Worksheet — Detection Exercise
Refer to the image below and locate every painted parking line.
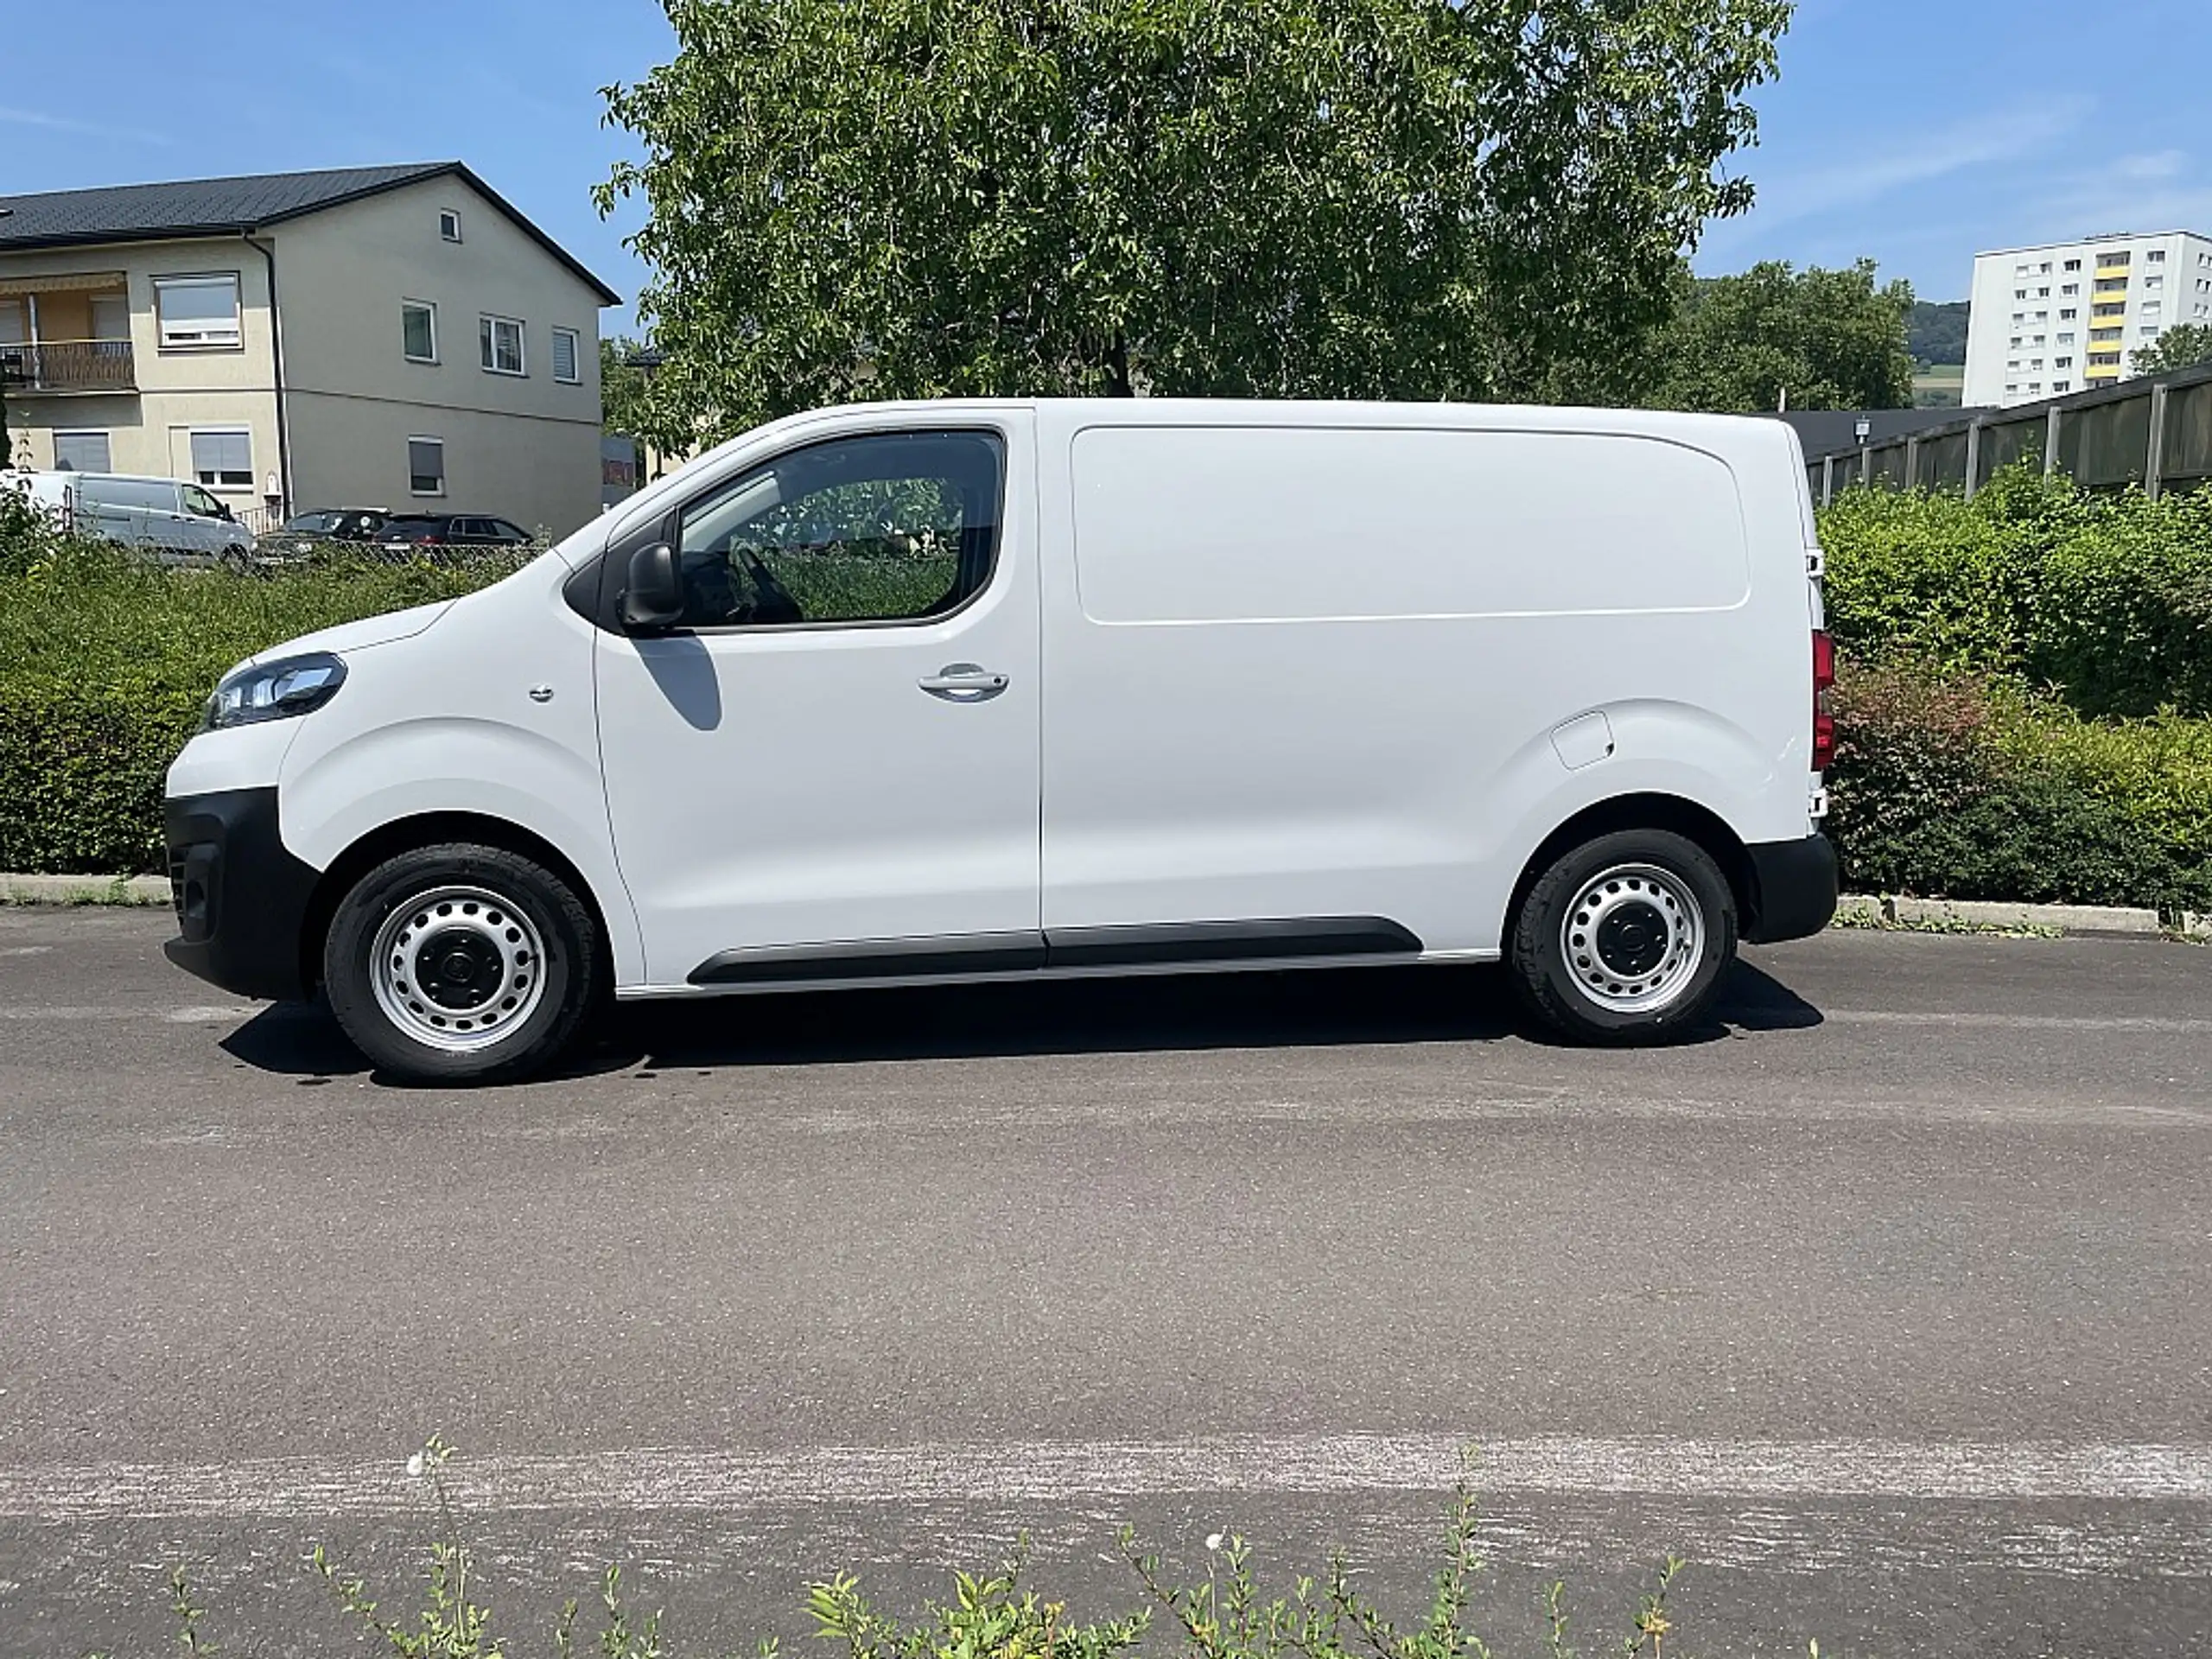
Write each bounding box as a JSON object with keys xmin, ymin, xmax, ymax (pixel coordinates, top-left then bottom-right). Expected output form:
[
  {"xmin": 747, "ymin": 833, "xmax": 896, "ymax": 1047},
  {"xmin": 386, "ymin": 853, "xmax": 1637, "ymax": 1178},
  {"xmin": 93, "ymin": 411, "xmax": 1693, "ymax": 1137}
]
[{"xmin": 5, "ymin": 1435, "xmax": 2208, "ymax": 1522}]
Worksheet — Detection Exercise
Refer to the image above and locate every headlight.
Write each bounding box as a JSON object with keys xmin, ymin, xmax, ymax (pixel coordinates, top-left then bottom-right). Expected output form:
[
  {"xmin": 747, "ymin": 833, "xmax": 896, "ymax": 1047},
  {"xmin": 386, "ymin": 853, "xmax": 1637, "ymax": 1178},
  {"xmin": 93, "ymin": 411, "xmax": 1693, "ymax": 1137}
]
[{"xmin": 200, "ymin": 652, "xmax": 348, "ymax": 731}]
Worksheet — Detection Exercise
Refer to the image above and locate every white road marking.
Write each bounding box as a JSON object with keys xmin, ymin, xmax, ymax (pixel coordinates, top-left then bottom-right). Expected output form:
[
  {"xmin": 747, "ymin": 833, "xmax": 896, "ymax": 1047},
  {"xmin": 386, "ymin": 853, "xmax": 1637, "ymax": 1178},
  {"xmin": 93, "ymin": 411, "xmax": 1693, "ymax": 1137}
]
[
  {"xmin": 0, "ymin": 1004, "xmax": 259, "ymax": 1021},
  {"xmin": 3, "ymin": 1435, "xmax": 2208, "ymax": 1522},
  {"xmin": 1823, "ymin": 1009, "xmax": 2212, "ymax": 1034}
]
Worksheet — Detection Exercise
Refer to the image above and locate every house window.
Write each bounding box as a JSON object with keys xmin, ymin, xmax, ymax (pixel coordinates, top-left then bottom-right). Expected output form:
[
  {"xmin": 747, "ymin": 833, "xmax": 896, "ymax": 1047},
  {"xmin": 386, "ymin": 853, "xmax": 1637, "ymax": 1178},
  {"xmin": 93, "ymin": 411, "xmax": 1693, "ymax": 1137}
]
[
  {"xmin": 2147, "ymin": 250, "xmax": 2165, "ymax": 264},
  {"xmin": 2145, "ymin": 275, "xmax": 2164, "ymax": 290},
  {"xmin": 2058, "ymin": 333, "xmax": 2075, "ymax": 345},
  {"xmin": 2037, "ymin": 287, "xmax": 2050, "ymax": 297},
  {"xmin": 153, "ymin": 274, "xmax": 241, "ymax": 349},
  {"xmin": 440, "ymin": 210, "xmax": 462, "ymax": 243},
  {"xmin": 479, "ymin": 315, "xmax": 524, "ymax": 376},
  {"xmin": 2053, "ymin": 381, "xmax": 2070, "ymax": 392},
  {"xmin": 2142, "ymin": 325, "xmax": 2161, "ymax": 340},
  {"xmin": 409, "ymin": 436, "xmax": 446, "ymax": 496},
  {"xmin": 189, "ymin": 428, "xmax": 253, "ymax": 489},
  {"xmin": 2062, "ymin": 283, "xmax": 2079, "ymax": 296},
  {"xmin": 551, "ymin": 326, "xmax": 581, "ymax": 384},
  {"xmin": 2064, "ymin": 258, "xmax": 2082, "ymax": 271},
  {"xmin": 2013, "ymin": 288, "xmax": 2028, "ymax": 300},
  {"xmin": 403, "ymin": 301, "xmax": 437, "ymax": 363},
  {"xmin": 52, "ymin": 430, "xmax": 111, "ymax": 472}
]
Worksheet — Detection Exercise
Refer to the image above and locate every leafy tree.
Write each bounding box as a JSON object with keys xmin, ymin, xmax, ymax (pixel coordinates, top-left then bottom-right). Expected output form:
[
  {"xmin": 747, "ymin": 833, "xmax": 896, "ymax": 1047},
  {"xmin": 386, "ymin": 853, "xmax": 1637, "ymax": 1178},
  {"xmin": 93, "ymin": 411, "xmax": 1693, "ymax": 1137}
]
[
  {"xmin": 1647, "ymin": 259, "xmax": 1915, "ymax": 413},
  {"xmin": 598, "ymin": 0, "xmax": 1791, "ymax": 442},
  {"xmin": 2132, "ymin": 322, "xmax": 2212, "ymax": 377},
  {"xmin": 599, "ymin": 334, "xmax": 653, "ymax": 437}
]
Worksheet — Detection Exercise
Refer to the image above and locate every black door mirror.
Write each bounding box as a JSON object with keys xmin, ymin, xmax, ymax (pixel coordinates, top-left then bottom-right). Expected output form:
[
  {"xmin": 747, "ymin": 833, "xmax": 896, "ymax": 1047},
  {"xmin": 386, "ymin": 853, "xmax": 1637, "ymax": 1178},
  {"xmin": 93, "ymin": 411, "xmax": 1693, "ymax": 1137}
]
[{"xmin": 619, "ymin": 541, "xmax": 685, "ymax": 630}]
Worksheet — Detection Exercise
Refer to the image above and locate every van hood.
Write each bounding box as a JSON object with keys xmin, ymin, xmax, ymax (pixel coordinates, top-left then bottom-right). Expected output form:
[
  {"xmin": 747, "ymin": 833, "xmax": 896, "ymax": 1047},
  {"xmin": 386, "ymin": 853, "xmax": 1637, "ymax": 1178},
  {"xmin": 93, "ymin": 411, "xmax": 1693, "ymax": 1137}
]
[{"xmin": 251, "ymin": 600, "xmax": 453, "ymax": 664}]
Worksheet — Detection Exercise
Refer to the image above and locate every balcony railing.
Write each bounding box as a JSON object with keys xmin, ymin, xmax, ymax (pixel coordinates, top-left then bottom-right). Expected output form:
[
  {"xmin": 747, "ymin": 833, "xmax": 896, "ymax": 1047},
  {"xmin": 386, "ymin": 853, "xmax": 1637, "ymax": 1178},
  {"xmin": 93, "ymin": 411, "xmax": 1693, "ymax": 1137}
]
[{"xmin": 0, "ymin": 339, "xmax": 137, "ymax": 393}]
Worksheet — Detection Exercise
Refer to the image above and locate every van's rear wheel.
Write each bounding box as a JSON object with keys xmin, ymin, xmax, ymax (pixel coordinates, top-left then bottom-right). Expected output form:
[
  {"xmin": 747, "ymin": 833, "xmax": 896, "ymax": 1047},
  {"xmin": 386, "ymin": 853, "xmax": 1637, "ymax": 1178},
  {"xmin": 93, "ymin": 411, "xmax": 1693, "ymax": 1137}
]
[
  {"xmin": 324, "ymin": 842, "xmax": 599, "ymax": 1084},
  {"xmin": 1509, "ymin": 829, "xmax": 1736, "ymax": 1044}
]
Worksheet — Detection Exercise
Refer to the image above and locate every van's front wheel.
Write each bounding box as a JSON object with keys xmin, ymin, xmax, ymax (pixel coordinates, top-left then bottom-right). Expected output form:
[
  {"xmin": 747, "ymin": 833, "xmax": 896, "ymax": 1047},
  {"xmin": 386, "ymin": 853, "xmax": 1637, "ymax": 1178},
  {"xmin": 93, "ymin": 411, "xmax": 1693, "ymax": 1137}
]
[
  {"xmin": 324, "ymin": 842, "xmax": 600, "ymax": 1084},
  {"xmin": 1509, "ymin": 829, "xmax": 1737, "ymax": 1044}
]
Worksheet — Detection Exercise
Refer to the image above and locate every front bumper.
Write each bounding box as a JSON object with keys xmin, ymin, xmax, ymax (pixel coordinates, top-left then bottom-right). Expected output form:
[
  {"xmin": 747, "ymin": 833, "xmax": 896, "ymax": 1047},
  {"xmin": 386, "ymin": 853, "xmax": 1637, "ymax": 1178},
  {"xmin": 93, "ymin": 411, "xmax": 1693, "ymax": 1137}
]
[
  {"xmin": 1743, "ymin": 831, "xmax": 1840, "ymax": 944},
  {"xmin": 162, "ymin": 787, "xmax": 321, "ymax": 1001}
]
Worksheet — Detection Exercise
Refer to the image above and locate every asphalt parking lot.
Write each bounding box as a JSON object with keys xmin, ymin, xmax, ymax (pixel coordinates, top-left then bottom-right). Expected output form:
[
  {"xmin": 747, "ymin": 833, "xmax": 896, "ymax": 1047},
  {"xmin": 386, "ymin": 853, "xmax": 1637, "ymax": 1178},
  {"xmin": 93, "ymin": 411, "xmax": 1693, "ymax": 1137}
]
[{"xmin": 2, "ymin": 908, "xmax": 2209, "ymax": 1656}]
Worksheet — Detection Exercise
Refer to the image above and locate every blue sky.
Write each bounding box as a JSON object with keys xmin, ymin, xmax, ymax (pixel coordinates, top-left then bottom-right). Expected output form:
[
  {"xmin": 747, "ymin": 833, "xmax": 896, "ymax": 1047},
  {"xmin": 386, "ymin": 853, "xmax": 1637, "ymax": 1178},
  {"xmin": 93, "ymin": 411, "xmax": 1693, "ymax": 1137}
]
[{"xmin": 6, "ymin": 0, "xmax": 2209, "ymax": 322}]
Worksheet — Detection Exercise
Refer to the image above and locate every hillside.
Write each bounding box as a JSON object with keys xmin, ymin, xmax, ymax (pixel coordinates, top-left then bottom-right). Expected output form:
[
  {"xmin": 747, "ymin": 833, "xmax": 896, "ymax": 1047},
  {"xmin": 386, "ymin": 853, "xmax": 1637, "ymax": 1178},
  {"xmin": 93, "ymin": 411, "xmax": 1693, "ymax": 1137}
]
[{"xmin": 1910, "ymin": 299, "xmax": 1970, "ymax": 366}]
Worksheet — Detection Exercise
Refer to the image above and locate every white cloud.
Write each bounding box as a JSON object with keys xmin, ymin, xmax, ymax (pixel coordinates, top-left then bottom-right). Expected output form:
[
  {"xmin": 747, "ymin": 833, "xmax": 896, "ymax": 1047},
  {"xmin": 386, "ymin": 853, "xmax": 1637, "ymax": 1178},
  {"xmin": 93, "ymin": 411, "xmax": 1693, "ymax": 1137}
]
[
  {"xmin": 0, "ymin": 105, "xmax": 171, "ymax": 147},
  {"xmin": 1743, "ymin": 96, "xmax": 2094, "ymax": 233},
  {"xmin": 2030, "ymin": 151, "xmax": 2212, "ymax": 239}
]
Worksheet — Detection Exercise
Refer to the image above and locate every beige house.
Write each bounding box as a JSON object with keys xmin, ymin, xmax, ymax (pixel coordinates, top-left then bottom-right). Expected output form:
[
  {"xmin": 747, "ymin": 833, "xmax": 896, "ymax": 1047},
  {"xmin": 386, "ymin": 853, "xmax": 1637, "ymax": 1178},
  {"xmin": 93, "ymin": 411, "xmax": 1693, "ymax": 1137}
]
[{"xmin": 0, "ymin": 163, "xmax": 619, "ymax": 536}]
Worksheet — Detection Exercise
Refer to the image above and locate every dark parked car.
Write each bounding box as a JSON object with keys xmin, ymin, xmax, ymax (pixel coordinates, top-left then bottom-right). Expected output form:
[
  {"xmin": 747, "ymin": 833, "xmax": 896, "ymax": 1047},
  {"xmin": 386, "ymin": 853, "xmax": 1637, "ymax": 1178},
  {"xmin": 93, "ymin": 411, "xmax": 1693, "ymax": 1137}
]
[
  {"xmin": 378, "ymin": 514, "xmax": 534, "ymax": 553},
  {"xmin": 256, "ymin": 508, "xmax": 391, "ymax": 563}
]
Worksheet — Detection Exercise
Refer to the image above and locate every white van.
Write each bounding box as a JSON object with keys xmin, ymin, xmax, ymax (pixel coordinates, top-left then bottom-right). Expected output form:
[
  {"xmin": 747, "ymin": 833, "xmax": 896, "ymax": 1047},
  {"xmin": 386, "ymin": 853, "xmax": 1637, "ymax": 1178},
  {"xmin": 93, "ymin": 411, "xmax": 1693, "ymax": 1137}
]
[
  {"xmin": 10, "ymin": 469, "xmax": 256, "ymax": 563},
  {"xmin": 162, "ymin": 399, "xmax": 1837, "ymax": 1082}
]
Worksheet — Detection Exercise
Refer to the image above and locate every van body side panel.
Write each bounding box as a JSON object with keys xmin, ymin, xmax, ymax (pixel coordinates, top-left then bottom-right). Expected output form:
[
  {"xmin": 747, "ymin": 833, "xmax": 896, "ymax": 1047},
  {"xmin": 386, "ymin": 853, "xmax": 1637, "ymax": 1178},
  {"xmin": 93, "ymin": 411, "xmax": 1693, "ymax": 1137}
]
[
  {"xmin": 1039, "ymin": 413, "xmax": 1809, "ymax": 957},
  {"xmin": 272, "ymin": 565, "xmax": 648, "ymax": 988}
]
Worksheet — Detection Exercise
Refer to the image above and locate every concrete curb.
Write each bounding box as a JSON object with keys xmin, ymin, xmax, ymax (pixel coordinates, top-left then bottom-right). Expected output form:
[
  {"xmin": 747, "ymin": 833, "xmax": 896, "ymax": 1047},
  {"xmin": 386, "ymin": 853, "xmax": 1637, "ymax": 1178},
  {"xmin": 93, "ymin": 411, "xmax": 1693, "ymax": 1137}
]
[
  {"xmin": 1, "ymin": 873, "xmax": 170, "ymax": 906},
  {"xmin": 1839, "ymin": 893, "xmax": 2205, "ymax": 938}
]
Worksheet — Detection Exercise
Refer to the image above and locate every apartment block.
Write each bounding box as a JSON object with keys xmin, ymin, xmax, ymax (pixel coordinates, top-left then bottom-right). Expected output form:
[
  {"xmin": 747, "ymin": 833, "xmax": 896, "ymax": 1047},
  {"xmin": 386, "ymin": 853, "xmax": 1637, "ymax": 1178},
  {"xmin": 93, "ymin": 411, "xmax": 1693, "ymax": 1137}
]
[{"xmin": 1961, "ymin": 229, "xmax": 2212, "ymax": 409}]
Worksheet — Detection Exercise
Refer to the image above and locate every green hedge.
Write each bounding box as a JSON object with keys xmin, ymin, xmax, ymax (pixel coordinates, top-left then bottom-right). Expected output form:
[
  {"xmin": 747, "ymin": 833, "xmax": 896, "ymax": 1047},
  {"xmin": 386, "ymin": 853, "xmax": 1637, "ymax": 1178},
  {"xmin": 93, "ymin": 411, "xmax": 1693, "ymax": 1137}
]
[
  {"xmin": 1822, "ymin": 658, "xmax": 2212, "ymax": 912},
  {"xmin": 1821, "ymin": 468, "xmax": 2212, "ymax": 718},
  {"xmin": 0, "ymin": 496, "xmax": 505, "ymax": 873},
  {"xmin": 1817, "ymin": 471, "xmax": 2212, "ymax": 911}
]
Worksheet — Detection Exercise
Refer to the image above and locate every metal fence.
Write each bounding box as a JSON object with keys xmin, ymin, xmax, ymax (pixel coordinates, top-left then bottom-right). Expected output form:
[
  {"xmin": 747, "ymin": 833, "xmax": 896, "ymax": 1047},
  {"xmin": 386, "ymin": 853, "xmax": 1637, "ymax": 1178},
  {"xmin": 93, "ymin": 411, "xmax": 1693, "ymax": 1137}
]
[{"xmin": 1804, "ymin": 359, "xmax": 2212, "ymax": 505}]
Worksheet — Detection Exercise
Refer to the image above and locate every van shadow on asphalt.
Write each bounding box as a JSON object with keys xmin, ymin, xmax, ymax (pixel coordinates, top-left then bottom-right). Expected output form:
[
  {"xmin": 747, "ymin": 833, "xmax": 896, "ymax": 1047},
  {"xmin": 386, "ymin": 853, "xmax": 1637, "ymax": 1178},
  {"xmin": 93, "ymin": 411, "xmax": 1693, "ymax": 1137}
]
[{"xmin": 219, "ymin": 959, "xmax": 1823, "ymax": 1084}]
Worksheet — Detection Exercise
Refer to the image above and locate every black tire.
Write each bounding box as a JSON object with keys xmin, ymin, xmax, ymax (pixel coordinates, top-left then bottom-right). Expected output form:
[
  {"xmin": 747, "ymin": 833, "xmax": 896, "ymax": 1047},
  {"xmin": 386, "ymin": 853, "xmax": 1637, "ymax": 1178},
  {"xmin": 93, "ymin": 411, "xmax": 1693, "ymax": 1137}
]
[
  {"xmin": 323, "ymin": 842, "xmax": 600, "ymax": 1084},
  {"xmin": 1509, "ymin": 828, "xmax": 1737, "ymax": 1045}
]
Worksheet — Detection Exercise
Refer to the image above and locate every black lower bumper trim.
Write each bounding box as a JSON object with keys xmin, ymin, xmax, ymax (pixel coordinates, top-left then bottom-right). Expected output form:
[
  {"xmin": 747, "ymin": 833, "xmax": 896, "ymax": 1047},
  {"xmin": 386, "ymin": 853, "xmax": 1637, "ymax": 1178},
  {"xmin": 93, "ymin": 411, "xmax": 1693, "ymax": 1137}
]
[
  {"xmin": 1743, "ymin": 832, "xmax": 1840, "ymax": 944},
  {"xmin": 162, "ymin": 786, "xmax": 321, "ymax": 1001}
]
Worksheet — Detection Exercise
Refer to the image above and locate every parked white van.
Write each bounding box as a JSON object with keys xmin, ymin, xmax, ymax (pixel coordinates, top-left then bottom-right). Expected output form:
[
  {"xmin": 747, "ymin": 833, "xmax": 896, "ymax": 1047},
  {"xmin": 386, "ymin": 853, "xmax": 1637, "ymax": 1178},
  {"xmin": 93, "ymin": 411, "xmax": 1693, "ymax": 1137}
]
[
  {"xmin": 162, "ymin": 399, "xmax": 1837, "ymax": 1082},
  {"xmin": 8, "ymin": 469, "xmax": 256, "ymax": 563}
]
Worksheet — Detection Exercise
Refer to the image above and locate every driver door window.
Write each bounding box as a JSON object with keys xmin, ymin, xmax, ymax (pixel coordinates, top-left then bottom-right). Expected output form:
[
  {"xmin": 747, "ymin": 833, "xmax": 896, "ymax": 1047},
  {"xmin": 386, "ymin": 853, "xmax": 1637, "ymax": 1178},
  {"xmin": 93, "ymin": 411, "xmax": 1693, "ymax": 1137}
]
[
  {"xmin": 181, "ymin": 483, "xmax": 226, "ymax": 519},
  {"xmin": 673, "ymin": 430, "xmax": 1004, "ymax": 630}
]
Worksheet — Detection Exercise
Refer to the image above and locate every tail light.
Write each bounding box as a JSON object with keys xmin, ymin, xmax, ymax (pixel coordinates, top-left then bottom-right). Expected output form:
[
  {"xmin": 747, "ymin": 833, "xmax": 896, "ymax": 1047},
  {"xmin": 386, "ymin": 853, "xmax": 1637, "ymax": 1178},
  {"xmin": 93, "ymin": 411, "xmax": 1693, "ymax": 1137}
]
[{"xmin": 1811, "ymin": 629, "xmax": 1835, "ymax": 772}]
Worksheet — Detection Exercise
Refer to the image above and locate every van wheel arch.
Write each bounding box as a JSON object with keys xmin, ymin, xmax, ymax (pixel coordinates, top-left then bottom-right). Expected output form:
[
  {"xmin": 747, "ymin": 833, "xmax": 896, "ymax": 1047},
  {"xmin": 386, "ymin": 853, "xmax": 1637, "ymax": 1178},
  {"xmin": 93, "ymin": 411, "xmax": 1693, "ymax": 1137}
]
[
  {"xmin": 301, "ymin": 813, "xmax": 613, "ymax": 999},
  {"xmin": 1504, "ymin": 794, "xmax": 1754, "ymax": 946}
]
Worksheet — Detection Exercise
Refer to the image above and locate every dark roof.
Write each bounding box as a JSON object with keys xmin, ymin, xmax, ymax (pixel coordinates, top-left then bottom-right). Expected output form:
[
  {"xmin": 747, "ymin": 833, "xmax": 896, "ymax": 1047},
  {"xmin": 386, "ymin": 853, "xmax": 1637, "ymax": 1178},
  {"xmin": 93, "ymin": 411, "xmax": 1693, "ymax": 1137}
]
[
  {"xmin": 0, "ymin": 162, "xmax": 619, "ymax": 305},
  {"xmin": 1768, "ymin": 407, "xmax": 1991, "ymax": 458}
]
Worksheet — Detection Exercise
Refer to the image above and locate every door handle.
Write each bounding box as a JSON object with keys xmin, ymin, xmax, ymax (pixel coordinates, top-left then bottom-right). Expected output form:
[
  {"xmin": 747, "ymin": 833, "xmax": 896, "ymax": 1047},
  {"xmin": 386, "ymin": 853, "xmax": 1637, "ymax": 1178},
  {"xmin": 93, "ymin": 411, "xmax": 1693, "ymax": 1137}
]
[{"xmin": 918, "ymin": 663, "xmax": 1009, "ymax": 702}]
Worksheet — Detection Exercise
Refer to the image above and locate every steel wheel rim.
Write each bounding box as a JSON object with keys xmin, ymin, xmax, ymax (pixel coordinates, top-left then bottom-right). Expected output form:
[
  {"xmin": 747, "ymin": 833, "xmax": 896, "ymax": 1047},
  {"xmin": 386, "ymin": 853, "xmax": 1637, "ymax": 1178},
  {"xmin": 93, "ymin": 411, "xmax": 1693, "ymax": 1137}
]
[
  {"xmin": 369, "ymin": 885, "xmax": 548, "ymax": 1053},
  {"xmin": 1559, "ymin": 862, "xmax": 1706, "ymax": 1014}
]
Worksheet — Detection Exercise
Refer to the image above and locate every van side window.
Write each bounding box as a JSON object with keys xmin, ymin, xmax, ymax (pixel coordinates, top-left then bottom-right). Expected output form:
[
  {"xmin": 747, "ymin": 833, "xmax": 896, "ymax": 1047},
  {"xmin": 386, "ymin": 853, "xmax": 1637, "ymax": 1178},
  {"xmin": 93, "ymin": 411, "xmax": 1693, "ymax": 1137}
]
[{"xmin": 671, "ymin": 430, "xmax": 1003, "ymax": 630}]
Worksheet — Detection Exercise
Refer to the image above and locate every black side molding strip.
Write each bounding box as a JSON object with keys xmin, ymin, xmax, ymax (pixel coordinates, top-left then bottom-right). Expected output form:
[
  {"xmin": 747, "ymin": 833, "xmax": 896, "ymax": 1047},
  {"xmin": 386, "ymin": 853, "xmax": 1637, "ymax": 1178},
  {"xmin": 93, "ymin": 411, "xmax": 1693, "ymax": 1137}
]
[
  {"xmin": 687, "ymin": 917, "xmax": 1422, "ymax": 987},
  {"xmin": 690, "ymin": 932, "xmax": 1046, "ymax": 985},
  {"xmin": 1043, "ymin": 916, "xmax": 1421, "ymax": 969}
]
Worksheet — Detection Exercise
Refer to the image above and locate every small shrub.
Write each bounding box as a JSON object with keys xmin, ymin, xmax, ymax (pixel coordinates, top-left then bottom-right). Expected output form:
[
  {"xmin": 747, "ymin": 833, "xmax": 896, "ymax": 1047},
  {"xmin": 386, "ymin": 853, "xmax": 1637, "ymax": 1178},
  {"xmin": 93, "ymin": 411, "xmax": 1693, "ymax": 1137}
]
[{"xmin": 1825, "ymin": 657, "xmax": 2212, "ymax": 912}]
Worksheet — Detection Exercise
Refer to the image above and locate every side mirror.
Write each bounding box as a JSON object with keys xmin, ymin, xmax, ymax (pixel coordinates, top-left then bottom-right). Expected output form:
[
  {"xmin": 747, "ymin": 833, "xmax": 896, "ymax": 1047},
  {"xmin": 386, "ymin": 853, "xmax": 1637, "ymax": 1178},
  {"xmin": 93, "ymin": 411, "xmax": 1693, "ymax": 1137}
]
[{"xmin": 619, "ymin": 541, "xmax": 684, "ymax": 630}]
